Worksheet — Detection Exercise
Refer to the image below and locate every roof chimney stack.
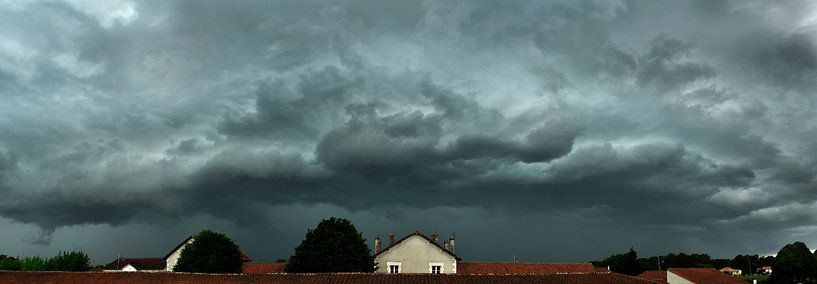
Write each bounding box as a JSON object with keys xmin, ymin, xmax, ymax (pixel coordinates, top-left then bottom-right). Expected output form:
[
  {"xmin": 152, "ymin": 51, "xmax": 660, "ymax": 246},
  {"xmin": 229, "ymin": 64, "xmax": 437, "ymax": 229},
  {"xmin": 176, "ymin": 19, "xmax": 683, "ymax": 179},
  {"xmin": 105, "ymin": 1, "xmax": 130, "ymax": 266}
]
[
  {"xmin": 444, "ymin": 240, "xmax": 450, "ymax": 251},
  {"xmin": 431, "ymin": 230, "xmax": 439, "ymax": 243},
  {"xmin": 374, "ymin": 235, "xmax": 381, "ymax": 254},
  {"xmin": 388, "ymin": 232, "xmax": 396, "ymax": 246},
  {"xmin": 448, "ymin": 233, "xmax": 455, "ymax": 254}
]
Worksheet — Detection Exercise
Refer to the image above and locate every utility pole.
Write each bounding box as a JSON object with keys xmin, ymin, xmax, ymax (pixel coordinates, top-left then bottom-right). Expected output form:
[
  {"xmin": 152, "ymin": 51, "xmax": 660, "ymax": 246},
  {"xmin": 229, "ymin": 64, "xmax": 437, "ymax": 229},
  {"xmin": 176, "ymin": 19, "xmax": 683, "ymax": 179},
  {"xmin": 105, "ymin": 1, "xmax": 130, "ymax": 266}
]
[
  {"xmin": 658, "ymin": 255, "xmax": 662, "ymax": 270},
  {"xmin": 748, "ymin": 256, "xmax": 752, "ymax": 276}
]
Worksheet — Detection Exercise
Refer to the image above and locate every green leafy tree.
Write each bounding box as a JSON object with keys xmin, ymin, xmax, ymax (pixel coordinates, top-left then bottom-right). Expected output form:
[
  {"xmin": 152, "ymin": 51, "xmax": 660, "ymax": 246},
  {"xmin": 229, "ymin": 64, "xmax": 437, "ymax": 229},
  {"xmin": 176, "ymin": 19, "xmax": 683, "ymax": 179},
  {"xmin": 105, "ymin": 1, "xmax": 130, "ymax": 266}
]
[
  {"xmin": 19, "ymin": 256, "xmax": 47, "ymax": 271},
  {"xmin": 0, "ymin": 255, "xmax": 22, "ymax": 271},
  {"xmin": 286, "ymin": 217, "xmax": 374, "ymax": 273},
  {"xmin": 730, "ymin": 254, "xmax": 760, "ymax": 275},
  {"xmin": 660, "ymin": 253, "xmax": 714, "ymax": 269},
  {"xmin": 173, "ymin": 230, "xmax": 244, "ymax": 273},
  {"xmin": 637, "ymin": 256, "xmax": 660, "ymax": 271},
  {"xmin": 46, "ymin": 251, "xmax": 90, "ymax": 271},
  {"xmin": 712, "ymin": 258, "xmax": 732, "ymax": 269},
  {"xmin": 769, "ymin": 241, "xmax": 817, "ymax": 284},
  {"xmin": 759, "ymin": 255, "xmax": 775, "ymax": 267},
  {"xmin": 593, "ymin": 248, "xmax": 642, "ymax": 275}
]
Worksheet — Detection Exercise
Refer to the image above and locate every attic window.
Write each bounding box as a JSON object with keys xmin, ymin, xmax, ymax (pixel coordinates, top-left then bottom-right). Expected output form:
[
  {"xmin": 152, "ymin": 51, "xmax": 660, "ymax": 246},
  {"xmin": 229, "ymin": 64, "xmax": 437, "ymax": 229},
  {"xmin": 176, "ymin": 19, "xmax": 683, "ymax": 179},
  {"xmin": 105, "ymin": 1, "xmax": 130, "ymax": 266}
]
[
  {"xmin": 387, "ymin": 262, "xmax": 401, "ymax": 274},
  {"xmin": 429, "ymin": 262, "xmax": 444, "ymax": 274}
]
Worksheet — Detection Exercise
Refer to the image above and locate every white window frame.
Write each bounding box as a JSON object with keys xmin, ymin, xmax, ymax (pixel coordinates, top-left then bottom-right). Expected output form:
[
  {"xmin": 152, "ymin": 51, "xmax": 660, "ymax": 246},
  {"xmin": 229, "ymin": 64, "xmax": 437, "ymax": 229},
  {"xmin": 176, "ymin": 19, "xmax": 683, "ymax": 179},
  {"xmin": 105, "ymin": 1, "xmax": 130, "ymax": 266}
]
[
  {"xmin": 428, "ymin": 262, "xmax": 444, "ymax": 274},
  {"xmin": 387, "ymin": 262, "xmax": 402, "ymax": 274}
]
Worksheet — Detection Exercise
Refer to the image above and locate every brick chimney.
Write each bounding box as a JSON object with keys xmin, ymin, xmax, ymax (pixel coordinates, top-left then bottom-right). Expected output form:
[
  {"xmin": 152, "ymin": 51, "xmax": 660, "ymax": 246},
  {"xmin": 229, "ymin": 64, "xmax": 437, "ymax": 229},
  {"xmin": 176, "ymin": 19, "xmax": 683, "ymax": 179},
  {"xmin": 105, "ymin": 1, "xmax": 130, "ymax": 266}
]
[
  {"xmin": 388, "ymin": 232, "xmax": 396, "ymax": 246},
  {"xmin": 448, "ymin": 233, "xmax": 455, "ymax": 254},
  {"xmin": 374, "ymin": 235, "xmax": 381, "ymax": 254}
]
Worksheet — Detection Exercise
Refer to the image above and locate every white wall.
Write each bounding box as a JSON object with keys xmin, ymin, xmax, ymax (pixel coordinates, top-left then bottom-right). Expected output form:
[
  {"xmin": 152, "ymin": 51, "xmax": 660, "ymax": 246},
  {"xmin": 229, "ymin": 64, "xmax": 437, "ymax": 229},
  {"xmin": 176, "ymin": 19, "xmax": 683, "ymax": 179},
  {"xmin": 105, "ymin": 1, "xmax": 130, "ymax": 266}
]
[
  {"xmin": 165, "ymin": 238, "xmax": 195, "ymax": 271},
  {"xmin": 667, "ymin": 270, "xmax": 695, "ymax": 284},
  {"xmin": 374, "ymin": 235, "xmax": 456, "ymax": 274}
]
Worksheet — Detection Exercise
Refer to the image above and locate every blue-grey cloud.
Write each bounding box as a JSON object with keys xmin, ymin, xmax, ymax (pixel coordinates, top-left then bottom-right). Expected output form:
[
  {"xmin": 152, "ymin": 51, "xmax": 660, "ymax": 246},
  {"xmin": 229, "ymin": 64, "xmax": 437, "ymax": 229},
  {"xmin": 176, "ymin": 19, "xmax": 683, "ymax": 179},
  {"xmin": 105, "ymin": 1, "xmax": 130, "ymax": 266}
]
[{"xmin": 1, "ymin": 0, "xmax": 816, "ymax": 264}]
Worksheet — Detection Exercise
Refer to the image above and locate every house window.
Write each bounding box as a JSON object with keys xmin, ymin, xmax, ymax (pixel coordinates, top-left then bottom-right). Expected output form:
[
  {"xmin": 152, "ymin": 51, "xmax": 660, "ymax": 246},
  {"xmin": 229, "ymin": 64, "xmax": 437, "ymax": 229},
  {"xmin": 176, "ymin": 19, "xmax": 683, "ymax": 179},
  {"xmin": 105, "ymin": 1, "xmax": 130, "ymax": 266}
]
[
  {"xmin": 429, "ymin": 262, "xmax": 444, "ymax": 274},
  {"xmin": 387, "ymin": 262, "xmax": 401, "ymax": 274}
]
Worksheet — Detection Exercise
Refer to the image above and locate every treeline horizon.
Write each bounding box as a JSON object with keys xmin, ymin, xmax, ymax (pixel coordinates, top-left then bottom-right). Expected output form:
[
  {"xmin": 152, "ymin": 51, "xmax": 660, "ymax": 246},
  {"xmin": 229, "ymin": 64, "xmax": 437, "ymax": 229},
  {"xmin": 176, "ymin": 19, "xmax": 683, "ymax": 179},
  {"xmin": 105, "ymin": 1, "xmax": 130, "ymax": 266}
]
[
  {"xmin": 591, "ymin": 248, "xmax": 774, "ymax": 275},
  {"xmin": 2, "ymin": 217, "xmax": 815, "ymax": 284},
  {"xmin": 593, "ymin": 241, "xmax": 817, "ymax": 283},
  {"xmin": 0, "ymin": 251, "xmax": 90, "ymax": 272}
]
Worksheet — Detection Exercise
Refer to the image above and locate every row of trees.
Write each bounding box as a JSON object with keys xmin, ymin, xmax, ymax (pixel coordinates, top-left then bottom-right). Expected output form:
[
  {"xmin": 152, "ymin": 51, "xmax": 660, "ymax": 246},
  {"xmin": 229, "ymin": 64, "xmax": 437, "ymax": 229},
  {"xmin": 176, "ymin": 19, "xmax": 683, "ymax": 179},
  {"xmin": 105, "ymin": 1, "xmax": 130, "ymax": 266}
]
[
  {"xmin": 591, "ymin": 248, "xmax": 774, "ymax": 276},
  {"xmin": 0, "ymin": 217, "xmax": 370, "ymax": 274},
  {"xmin": 0, "ymin": 251, "xmax": 90, "ymax": 271},
  {"xmin": 593, "ymin": 241, "xmax": 817, "ymax": 284},
  {"xmin": 171, "ymin": 217, "xmax": 374, "ymax": 273},
  {"xmin": 13, "ymin": 218, "xmax": 811, "ymax": 281}
]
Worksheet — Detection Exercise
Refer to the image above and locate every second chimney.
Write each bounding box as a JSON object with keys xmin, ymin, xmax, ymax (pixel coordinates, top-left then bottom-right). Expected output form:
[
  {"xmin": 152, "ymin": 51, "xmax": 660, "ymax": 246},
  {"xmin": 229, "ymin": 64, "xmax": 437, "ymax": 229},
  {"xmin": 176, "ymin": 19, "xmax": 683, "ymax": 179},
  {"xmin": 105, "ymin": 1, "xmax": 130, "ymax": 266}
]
[
  {"xmin": 374, "ymin": 235, "xmax": 382, "ymax": 254},
  {"xmin": 448, "ymin": 233, "xmax": 455, "ymax": 254},
  {"xmin": 388, "ymin": 232, "xmax": 396, "ymax": 246}
]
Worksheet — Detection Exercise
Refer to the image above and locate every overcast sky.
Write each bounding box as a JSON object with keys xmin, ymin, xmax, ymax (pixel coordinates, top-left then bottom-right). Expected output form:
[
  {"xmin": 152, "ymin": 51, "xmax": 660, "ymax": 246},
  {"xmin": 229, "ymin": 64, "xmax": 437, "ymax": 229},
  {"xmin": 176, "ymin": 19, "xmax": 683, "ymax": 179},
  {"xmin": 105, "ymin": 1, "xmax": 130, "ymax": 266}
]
[{"xmin": 1, "ymin": 0, "xmax": 817, "ymax": 265}]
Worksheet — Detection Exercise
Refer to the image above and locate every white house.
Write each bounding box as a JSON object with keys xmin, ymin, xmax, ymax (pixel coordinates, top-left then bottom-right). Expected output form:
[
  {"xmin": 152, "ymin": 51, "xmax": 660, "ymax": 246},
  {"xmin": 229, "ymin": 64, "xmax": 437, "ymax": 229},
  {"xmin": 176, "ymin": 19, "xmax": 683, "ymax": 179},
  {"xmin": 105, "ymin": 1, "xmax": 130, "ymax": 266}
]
[{"xmin": 373, "ymin": 231, "xmax": 459, "ymax": 274}]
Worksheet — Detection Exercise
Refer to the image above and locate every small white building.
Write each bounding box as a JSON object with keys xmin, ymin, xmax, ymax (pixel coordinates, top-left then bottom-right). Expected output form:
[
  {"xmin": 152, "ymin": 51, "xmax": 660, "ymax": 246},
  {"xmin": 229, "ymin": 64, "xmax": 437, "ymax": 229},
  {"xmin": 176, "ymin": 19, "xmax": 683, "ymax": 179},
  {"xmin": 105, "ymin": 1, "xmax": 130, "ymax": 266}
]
[
  {"xmin": 164, "ymin": 235, "xmax": 196, "ymax": 271},
  {"xmin": 719, "ymin": 267, "xmax": 742, "ymax": 276},
  {"xmin": 102, "ymin": 258, "xmax": 166, "ymax": 272},
  {"xmin": 373, "ymin": 231, "xmax": 459, "ymax": 274}
]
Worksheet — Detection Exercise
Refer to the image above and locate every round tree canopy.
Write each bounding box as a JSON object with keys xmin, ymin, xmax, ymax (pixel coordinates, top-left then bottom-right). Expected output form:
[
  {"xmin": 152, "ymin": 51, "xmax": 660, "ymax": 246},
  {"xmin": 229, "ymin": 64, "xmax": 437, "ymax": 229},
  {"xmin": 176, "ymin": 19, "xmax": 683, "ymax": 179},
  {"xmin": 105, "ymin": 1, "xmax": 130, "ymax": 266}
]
[
  {"xmin": 286, "ymin": 217, "xmax": 374, "ymax": 273},
  {"xmin": 173, "ymin": 230, "xmax": 244, "ymax": 273},
  {"xmin": 770, "ymin": 241, "xmax": 817, "ymax": 283}
]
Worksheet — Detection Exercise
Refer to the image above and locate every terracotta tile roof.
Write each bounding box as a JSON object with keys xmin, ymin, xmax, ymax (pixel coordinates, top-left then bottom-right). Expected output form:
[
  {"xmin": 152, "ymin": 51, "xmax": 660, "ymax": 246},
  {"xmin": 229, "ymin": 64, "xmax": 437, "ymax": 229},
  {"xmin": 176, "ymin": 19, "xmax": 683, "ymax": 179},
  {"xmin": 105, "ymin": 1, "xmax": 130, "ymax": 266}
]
[
  {"xmin": 0, "ymin": 271, "xmax": 657, "ymax": 283},
  {"xmin": 636, "ymin": 270, "xmax": 667, "ymax": 283},
  {"xmin": 668, "ymin": 268, "xmax": 745, "ymax": 284},
  {"xmin": 242, "ymin": 262, "xmax": 286, "ymax": 274},
  {"xmin": 103, "ymin": 258, "xmax": 166, "ymax": 271},
  {"xmin": 458, "ymin": 262, "xmax": 602, "ymax": 274},
  {"xmin": 374, "ymin": 231, "xmax": 458, "ymax": 260},
  {"xmin": 163, "ymin": 234, "xmax": 252, "ymax": 262}
]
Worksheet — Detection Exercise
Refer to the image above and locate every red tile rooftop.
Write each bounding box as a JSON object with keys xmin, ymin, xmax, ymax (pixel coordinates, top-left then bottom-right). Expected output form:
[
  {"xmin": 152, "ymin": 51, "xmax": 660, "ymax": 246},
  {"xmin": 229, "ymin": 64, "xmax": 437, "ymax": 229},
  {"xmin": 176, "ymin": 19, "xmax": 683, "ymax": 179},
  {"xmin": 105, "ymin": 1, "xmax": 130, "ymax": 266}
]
[
  {"xmin": 458, "ymin": 262, "xmax": 604, "ymax": 274},
  {"xmin": 242, "ymin": 262, "xmax": 286, "ymax": 274},
  {"xmin": 0, "ymin": 271, "xmax": 657, "ymax": 284},
  {"xmin": 636, "ymin": 270, "xmax": 667, "ymax": 283}
]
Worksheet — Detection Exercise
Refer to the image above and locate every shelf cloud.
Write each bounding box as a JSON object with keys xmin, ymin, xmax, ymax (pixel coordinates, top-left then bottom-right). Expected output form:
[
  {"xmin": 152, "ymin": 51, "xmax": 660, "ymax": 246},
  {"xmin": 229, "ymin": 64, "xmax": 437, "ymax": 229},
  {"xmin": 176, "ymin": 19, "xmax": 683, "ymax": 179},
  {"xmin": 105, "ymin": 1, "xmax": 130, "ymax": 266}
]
[{"xmin": 1, "ymin": 0, "xmax": 816, "ymax": 263}]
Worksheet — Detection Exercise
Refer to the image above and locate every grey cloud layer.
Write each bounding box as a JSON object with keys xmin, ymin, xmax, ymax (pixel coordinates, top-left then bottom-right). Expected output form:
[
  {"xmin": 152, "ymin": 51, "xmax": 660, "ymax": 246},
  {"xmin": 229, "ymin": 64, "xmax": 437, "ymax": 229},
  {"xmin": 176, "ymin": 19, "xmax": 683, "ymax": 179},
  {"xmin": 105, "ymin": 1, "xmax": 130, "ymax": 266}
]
[{"xmin": 1, "ymin": 0, "xmax": 816, "ymax": 261}]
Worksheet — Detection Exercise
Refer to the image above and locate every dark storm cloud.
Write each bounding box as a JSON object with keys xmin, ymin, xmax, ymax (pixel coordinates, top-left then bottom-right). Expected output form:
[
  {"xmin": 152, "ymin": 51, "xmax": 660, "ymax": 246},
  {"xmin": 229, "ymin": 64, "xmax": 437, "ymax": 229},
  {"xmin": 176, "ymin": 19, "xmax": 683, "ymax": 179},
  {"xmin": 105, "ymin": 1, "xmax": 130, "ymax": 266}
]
[
  {"xmin": 219, "ymin": 66, "xmax": 365, "ymax": 139},
  {"xmin": 636, "ymin": 36, "xmax": 716, "ymax": 90},
  {"xmin": 778, "ymin": 30, "xmax": 817, "ymax": 70},
  {"xmin": 2, "ymin": 0, "xmax": 817, "ymax": 263}
]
